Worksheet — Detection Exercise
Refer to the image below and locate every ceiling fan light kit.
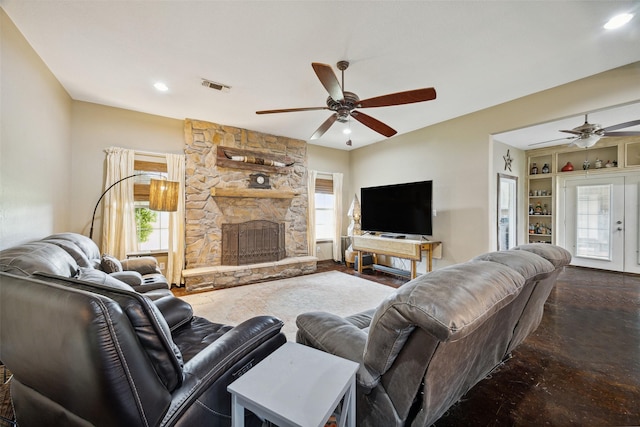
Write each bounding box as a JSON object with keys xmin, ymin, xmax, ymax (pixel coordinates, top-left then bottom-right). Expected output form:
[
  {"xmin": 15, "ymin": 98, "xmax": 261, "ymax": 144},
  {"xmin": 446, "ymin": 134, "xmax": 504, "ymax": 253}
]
[
  {"xmin": 256, "ymin": 60, "xmax": 437, "ymax": 143},
  {"xmin": 571, "ymin": 134, "xmax": 601, "ymax": 149}
]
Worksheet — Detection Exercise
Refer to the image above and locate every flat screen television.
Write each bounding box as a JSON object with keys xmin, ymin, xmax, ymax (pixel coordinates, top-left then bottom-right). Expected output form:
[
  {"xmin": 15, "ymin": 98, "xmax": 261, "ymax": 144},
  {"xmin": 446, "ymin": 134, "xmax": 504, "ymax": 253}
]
[{"xmin": 360, "ymin": 180, "xmax": 433, "ymax": 236}]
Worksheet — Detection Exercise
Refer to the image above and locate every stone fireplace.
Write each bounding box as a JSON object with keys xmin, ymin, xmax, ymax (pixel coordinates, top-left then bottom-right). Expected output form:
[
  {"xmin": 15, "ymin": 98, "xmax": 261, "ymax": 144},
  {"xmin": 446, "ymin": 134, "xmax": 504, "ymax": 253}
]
[{"xmin": 181, "ymin": 119, "xmax": 316, "ymax": 291}]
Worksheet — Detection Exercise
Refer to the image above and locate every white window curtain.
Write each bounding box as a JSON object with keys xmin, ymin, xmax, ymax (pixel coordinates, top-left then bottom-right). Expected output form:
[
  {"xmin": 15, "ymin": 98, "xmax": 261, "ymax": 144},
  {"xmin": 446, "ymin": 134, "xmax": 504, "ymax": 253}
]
[
  {"xmin": 307, "ymin": 170, "xmax": 318, "ymax": 257},
  {"xmin": 102, "ymin": 147, "xmax": 137, "ymax": 259},
  {"xmin": 165, "ymin": 153, "xmax": 186, "ymax": 286},
  {"xmin": 332, "ymin": 172, "xmax": 344, "ymax": 262}
]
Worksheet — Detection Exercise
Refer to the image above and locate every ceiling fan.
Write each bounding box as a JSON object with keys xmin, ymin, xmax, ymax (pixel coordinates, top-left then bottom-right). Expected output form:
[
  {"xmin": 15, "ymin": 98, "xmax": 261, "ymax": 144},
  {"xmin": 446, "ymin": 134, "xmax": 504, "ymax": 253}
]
[
  {"xmin": 529, "ymin": 114, "xmax": 640, "ymax": 148},
  {"xmin": 256, "ymin": 61, "xmax": 437, "ymax": 140}
]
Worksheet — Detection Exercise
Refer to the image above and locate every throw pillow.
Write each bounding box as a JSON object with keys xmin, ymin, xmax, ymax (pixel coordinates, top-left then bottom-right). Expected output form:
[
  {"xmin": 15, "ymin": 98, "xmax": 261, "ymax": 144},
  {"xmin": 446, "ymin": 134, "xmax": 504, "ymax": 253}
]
[{"xmin": 101, "ymin": 254, "xmax": 123, "ymax": 273}]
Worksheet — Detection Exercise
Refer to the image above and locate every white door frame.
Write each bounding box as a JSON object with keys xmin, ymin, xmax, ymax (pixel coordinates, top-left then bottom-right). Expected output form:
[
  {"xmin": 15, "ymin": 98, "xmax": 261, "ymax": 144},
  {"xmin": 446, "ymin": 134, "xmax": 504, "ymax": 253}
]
[
  {"xmin": 558, "ymin": 171, "xmax": 640, "ymax": 274},
  {"xmin": 624, "ymin": 174, "xmax": 640, "ymax": 274}
]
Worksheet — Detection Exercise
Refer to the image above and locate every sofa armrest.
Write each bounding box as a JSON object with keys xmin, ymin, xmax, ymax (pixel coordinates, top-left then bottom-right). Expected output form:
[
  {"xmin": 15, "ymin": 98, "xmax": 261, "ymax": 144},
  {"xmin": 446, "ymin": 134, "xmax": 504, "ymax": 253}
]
[
  {"xmin": 109, "ymin": 270, "xmax": 143, "ymax": 286},
  {"xmin": 161, "ymin": 315, "xmax": 286, "ymax": 425},
  {"xmin": 296, "ymin": 311, "xmax": 367, "ymax": 359},
  {"xmin": 296, "ymin": 311, "xmax": 379, "ymax": 389},
  {"xmin": 154, "ymin": 295, "xmax": 193, "ymax": 331},
  {"xmin": 131, "ymin": 282, "xmax": 171, "ymax": 293},
  {"xmin": 120, "ymin": 257, "xmax": 162, "ymax": 275}
]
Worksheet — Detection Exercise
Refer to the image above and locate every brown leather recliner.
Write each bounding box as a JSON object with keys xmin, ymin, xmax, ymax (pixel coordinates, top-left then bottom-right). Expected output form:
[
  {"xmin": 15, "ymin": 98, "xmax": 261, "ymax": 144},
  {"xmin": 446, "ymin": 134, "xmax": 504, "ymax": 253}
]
[
  {"xmin": 0, "ymin": 271, "xmax": 286, "ymax": 426},
  {"xmin": 0, "ymin": 232, "xmax": 172, "ymax": 299}
]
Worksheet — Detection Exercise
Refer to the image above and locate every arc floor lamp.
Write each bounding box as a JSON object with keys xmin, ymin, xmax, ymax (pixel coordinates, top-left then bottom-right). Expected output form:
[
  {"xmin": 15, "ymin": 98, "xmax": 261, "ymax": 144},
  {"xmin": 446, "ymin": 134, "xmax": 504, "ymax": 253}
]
[{"xmin": 89, "ymin": 174, "xmax": 179, "ymax": 239}]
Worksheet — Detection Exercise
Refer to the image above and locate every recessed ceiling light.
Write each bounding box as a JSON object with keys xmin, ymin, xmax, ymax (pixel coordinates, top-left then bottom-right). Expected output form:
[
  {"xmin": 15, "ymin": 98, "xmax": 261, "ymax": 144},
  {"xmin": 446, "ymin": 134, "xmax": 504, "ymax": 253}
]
[
  {"xmin": 154, "ymin": 82, "xmax": 169, "ymax": 92},
  {"xmin": 604, "ymin": 13, "xmax": 634, "ymax": 30}
]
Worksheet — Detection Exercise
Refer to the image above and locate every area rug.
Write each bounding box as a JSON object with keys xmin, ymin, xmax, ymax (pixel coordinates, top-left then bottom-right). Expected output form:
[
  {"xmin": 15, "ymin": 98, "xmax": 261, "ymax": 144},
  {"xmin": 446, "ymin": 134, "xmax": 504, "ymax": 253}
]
[{"xmin": 180, "ymin": 271, "xmax": 396, "ymax": 340}]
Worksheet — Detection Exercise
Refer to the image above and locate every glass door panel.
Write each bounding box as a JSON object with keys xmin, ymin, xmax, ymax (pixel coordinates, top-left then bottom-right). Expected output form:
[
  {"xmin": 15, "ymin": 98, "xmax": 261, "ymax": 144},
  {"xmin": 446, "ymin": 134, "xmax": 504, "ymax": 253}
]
[{"xmin": 575, "ymin": 184, "xmax": 611, "ymax": 260}]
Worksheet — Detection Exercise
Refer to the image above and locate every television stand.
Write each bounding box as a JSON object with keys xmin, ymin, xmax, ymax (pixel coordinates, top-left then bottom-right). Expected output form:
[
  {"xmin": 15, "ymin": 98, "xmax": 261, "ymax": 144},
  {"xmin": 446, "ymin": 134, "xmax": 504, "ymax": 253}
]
[
  {"xmin": 352, "ymin": 235, "xmax": 442, "ymax": 279},
  {"xmin": 380, "ymin": 233, "xmax": 406, "ymax": 239}
]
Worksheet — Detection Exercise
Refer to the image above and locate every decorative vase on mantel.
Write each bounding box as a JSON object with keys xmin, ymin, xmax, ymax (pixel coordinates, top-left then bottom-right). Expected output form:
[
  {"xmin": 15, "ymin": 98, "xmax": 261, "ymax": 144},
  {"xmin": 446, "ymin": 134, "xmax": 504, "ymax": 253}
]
[{"xmin": 561, "ymin": 162, "xmax": 574, "ymax": 172}]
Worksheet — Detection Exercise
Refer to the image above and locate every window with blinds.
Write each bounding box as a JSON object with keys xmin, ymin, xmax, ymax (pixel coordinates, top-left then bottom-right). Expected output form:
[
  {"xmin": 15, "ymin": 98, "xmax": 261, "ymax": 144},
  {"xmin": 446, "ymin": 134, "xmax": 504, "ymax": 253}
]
[
  {"xmin": 133, "ymin": 160, "xmax": 170, "ymax": 251},
  {"xmin": 315, "ymin": 178, "xmax": 335, "ymax": 240}
]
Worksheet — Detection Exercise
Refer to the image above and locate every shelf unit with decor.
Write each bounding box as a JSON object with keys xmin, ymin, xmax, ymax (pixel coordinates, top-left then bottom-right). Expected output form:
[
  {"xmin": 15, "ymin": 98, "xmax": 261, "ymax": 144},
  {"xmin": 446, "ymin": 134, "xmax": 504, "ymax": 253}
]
[
  {"xmin": 527, "ymin": 153, "xmax": 554, "ymax": 244},
  {"xmin": 556, "ymin": 144, "xmax": 619, "ymax": 172},
  {"xmin": 525, "ymin": 137, "xmax": 640, "ymax": 246}
]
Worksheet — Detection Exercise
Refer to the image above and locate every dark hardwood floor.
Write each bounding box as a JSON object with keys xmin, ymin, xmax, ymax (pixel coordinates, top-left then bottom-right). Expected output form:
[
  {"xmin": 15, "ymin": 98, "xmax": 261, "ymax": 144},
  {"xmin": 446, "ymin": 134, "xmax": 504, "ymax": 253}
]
[{"xmin": 316, "ymin": 261, "xmax": 640, "ymax": 426}]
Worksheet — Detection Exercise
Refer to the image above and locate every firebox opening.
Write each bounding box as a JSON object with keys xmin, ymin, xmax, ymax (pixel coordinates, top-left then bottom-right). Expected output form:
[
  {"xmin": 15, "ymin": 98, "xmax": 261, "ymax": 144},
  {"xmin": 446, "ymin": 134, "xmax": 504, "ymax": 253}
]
[{"xmin": 221, "ymin": 220, "xmax": 286, "ymax": 266}]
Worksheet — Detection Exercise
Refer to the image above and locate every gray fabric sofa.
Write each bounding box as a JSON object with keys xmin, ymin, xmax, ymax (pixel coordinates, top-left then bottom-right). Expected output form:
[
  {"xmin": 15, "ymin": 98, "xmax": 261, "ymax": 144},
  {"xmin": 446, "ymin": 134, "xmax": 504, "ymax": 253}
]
[
  {"xmin": 296, "ymin": 244, "xmax": 571, "ymax": 427},
  {"xmin": 0, "ymin": 232, "xmax": 172, "ymax": 298}
]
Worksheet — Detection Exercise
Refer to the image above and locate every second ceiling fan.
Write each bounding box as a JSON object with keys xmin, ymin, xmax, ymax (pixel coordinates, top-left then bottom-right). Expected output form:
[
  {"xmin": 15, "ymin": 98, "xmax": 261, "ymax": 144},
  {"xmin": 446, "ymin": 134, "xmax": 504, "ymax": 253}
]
[
  {"xmin": 529, "ymin": 114, "xmax": 640, "ymax": 148},
  {"xmin": 256, "ymin": 61, "xmax": 437, "ymax": 140}
]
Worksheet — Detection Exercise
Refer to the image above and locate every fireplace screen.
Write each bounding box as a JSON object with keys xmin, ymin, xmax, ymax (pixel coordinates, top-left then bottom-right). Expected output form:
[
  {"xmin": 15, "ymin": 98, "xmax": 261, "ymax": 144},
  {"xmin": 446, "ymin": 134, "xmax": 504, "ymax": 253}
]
[{"xmin": 222, "ymin": 220, "xmax": 286, "ymax": 265}]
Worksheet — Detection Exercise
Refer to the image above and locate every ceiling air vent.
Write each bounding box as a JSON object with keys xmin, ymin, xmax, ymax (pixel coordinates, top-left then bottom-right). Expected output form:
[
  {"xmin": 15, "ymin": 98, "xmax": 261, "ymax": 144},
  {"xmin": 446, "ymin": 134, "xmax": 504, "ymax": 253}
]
[{"xmin": 201, "ymin": 79, "xmax": 231, "ymax": 92}]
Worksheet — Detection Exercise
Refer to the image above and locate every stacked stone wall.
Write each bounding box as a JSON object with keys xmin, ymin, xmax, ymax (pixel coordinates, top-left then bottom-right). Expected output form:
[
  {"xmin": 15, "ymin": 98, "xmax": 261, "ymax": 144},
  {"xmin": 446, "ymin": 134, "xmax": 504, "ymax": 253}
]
[{"xmin": 184, "ymin": 119, "xmax": 309, "ymax": 270}]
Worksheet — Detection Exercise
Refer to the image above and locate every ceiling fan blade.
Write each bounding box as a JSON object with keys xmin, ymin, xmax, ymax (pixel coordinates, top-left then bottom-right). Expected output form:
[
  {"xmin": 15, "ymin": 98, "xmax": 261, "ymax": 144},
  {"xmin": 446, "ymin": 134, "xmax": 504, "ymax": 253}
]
[
  {"xmin": 559, "ymin": 129, "xmax": 584, "ymax": 136},
  {"xmin": 310, "ymin": 114, "xmax": 338, "ymax": 140},
  {"xmin": 351, "ymin": 111, "xmax": 397, "ymax": 137},
  {"xmin": 528, "ymin": 136, "xmax": 576, "ymax": 147},
  {"xmin": 256, "ymin": 107, "xmax": 328, "ymax": 115},
  {"xmin": 358, "ymin": 88, "xmax": 437, "ymax": 108},
  {"xmin": 602, "ymin": 119, "xmax": 640, "ymax": 132},
  {"xmin": 603, "ymin": 131, "xmax": 640, "ymax": 137},
  {"xmin": 312, "ymin": 63, "xmax": 344, "ymax": 102}
]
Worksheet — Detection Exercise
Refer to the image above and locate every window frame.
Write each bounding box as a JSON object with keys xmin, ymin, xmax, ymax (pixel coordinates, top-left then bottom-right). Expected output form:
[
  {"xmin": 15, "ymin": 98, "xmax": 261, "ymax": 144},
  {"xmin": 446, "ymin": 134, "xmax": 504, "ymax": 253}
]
[
  {"xmin": 314, "ymin": 177, "xmax": 335, "ymax": 241},
  {"xmin": 133, "ymin": 159, "xmax": 170, "ymax": 251}
]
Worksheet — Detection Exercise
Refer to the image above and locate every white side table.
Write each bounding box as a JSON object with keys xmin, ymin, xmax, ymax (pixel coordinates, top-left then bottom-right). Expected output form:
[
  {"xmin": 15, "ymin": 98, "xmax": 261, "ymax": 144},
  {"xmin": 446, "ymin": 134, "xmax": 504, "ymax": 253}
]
[{"xmin": 227, "ymin": 342, "xmax": 359, "ymax": 427}]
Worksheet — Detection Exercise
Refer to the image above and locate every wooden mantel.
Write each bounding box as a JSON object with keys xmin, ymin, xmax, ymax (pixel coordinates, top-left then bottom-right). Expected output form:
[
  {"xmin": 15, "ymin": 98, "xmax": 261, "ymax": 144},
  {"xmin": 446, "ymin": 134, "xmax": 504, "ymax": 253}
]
[{"xmin": 210, "ymin": 187, "xmax": 299, "ymax": 199}]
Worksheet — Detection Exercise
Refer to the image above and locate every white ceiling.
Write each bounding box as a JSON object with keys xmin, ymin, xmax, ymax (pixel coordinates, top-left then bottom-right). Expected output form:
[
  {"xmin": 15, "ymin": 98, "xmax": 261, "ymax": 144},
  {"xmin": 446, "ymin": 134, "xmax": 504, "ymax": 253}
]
[{"xmin": 2, "ymin": 1, "xmax": 640, "ymax": 151}]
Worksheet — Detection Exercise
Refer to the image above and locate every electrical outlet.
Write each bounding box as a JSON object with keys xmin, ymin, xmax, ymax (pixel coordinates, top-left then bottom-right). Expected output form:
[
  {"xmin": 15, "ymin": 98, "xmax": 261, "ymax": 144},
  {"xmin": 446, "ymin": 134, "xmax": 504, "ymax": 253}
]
[{"xmin": 159, "ymin": 262, "xmax": 165, "ymax": 270}]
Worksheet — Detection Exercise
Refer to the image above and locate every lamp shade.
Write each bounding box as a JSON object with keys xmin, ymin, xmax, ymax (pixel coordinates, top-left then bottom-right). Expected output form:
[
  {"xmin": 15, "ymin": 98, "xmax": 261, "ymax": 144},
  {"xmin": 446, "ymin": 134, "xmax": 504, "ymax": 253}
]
[{"xmin": 149, "ymin": 179, "xmax": 179, "ymax": 211}]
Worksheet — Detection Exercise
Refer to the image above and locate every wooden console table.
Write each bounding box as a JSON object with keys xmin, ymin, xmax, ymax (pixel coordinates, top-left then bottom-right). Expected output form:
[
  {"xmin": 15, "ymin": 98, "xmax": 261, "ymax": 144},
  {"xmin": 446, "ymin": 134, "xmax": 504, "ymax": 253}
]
[{"xmin": 352, "ymin": 235, "xmax": 442, "ymax": 279}]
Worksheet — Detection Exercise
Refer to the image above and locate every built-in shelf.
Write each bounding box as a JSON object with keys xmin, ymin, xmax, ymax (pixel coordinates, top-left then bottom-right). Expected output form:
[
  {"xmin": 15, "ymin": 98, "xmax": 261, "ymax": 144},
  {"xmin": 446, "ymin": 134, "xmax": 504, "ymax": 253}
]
[{"xmin": 210, "ymin": 187, "xmax": 298, "ymax": 199}]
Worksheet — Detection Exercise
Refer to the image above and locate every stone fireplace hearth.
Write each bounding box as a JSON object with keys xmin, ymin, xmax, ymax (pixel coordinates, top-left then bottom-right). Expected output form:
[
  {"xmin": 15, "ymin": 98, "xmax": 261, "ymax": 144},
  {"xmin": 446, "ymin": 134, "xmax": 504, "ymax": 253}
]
[{"xmin": 181, "ymin": 119, "xmax": 316, "ymax": 291}]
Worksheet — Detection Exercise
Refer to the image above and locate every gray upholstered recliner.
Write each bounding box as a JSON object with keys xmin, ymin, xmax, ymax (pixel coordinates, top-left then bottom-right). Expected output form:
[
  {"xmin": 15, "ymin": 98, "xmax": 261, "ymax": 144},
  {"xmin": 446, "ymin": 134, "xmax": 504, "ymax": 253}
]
[
  {"xmin": 296, "ymin": 244, "xmax": 571, "ymax": 427},
  {"xmin": 0, "ymin": 271, "xmax": 286, "ymax": 426}
]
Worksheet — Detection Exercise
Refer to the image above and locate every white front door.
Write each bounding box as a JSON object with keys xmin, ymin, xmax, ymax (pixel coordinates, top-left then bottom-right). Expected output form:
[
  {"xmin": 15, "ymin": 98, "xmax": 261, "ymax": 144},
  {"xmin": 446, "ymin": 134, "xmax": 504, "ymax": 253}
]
[
  {"xmin": 561, "ymin": 175, "xmax": 625, "ymax": 271},
  {"xmin": 560, "ymin": 173, "xmax": 640, "ymax": 273}
]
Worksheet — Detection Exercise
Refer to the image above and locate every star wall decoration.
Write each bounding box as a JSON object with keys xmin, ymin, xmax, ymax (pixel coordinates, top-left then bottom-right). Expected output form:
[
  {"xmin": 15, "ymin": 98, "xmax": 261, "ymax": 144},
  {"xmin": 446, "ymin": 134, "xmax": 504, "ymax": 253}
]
[{"xmin": 503, "ymin": 149, "xmax": 513, "ymax": 172}]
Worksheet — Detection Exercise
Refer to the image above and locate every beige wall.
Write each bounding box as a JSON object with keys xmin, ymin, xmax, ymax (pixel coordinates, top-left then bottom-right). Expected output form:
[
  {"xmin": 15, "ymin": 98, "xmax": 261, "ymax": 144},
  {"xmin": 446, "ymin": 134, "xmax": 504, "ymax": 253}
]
[
  {"xmin": 69, "ymin": 102, "xmax": 183, "ymax": 247},
  {"xmin": 0, "ymin": 9, "xmax": 72, "ymax": 249},
  {"xmin": 351, "ymin": 116, "xmax": 490, "ymax": 267}
]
